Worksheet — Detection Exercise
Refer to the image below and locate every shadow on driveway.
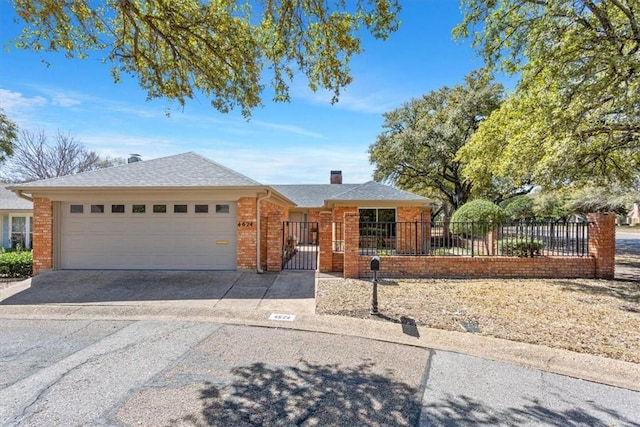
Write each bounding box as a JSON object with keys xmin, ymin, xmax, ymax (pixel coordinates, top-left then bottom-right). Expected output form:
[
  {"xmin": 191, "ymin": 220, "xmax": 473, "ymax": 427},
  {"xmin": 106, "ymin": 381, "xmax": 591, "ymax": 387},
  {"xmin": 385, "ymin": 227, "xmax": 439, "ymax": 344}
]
[{"xmin": 0, "ymin": 270, "xmax": 316, "ymax": 306}]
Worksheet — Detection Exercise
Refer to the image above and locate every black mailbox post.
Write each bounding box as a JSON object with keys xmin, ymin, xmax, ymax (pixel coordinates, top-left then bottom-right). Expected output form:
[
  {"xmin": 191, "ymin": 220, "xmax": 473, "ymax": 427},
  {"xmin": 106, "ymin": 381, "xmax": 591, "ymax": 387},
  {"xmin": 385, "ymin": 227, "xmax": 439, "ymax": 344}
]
[{"xmin": 370, "ymin": 256, "xmax": 380, "ymax": 315}]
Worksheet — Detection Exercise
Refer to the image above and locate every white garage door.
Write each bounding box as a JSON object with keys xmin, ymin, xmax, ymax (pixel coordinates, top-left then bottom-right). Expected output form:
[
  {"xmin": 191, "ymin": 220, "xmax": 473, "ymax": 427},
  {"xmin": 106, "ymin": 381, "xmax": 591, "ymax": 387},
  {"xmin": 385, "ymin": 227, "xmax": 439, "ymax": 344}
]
[{"xmin": 60, "ymin": 202, "xmax": 237, "ymax": 270}]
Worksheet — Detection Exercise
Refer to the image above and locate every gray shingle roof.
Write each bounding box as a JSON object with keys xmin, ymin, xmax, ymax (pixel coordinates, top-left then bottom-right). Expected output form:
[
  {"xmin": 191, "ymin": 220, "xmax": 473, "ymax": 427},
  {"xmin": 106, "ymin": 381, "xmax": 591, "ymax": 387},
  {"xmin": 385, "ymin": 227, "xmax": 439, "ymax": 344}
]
[
  {"xmin": 10, "ymin": 152, "xmax": 262, "ymax": 188},
  {"xmin": 271, "ymin": 184, "xmax": 361, "ymax": 208},
  {"xmin": 331, "ymin": 181, "xmax": 428, "ymax": 201},
  {"xmin": 0, "ymin": 185, "xmax": 33, "ymax": 211},
  {"xmin": 7, "ymin": 152, "xmax": 428, "ymax": 206},
  {"xmin": 272, "ymin": 182, "xmax": 428, "ymax": 207}
]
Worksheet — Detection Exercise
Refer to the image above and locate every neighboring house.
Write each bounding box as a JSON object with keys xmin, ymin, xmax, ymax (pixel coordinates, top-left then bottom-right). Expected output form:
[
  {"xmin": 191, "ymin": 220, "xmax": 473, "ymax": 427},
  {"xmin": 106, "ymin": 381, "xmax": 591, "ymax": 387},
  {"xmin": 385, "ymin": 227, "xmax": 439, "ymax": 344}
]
[
  {"xmin": 8, "ymin": 152, "xmax": 431, "ymax": 274},
  {"xmin": 0, "ymin": 183, "xmax": 34, "ymax": 250}
]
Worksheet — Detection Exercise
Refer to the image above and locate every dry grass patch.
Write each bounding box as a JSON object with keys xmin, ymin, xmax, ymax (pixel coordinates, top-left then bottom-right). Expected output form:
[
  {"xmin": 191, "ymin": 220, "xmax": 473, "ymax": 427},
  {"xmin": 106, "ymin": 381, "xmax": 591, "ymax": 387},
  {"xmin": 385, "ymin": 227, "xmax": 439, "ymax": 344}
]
[{"xmin": 316, "ymin": 276, "xmax": 640, "ymax": 363}]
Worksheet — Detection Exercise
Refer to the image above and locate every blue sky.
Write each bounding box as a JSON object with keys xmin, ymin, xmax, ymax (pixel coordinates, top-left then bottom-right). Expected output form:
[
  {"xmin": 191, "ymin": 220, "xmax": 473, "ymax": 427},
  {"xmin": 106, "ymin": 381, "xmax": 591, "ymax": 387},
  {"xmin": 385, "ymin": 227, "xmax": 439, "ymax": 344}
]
[{"xmin": 0, "ymin": 1, "xmax": 497, "ymax": 184}]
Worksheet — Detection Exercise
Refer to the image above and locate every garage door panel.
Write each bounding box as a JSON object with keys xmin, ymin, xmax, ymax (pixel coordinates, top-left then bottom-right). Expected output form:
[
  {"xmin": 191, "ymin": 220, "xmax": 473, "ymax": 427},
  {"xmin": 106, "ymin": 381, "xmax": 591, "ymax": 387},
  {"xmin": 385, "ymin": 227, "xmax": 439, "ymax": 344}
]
[{"xmin": 60, "ymin": 202, "xmax": 237, "ymax": 270}]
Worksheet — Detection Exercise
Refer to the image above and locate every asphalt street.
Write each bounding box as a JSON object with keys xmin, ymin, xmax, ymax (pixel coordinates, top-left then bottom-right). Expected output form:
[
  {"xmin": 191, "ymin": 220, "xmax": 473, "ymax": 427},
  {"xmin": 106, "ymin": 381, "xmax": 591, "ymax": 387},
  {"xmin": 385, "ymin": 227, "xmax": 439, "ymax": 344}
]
[{"xmin": 1, "ymin": 318, "xmax": 638, "ymax": 426}]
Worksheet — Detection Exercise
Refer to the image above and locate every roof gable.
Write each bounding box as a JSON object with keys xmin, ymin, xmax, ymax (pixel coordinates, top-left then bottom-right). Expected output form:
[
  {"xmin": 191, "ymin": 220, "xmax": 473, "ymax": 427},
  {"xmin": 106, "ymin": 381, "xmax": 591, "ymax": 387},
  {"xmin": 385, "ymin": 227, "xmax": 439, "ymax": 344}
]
[{"xmin": 10, "ymin": 152, "xmax": 262, "ymax": 188}]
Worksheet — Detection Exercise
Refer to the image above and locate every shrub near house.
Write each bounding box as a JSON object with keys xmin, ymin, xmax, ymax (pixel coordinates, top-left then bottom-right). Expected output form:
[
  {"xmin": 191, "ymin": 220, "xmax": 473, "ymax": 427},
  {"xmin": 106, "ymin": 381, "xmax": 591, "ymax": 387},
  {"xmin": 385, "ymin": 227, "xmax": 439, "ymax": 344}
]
[
  {"xmin": 450, "ymin": 199, "xmax": 507, "ymax": 237},
  {"xmin": 0, "ymin": 250, "xmax": 32, "ymax": 278}
]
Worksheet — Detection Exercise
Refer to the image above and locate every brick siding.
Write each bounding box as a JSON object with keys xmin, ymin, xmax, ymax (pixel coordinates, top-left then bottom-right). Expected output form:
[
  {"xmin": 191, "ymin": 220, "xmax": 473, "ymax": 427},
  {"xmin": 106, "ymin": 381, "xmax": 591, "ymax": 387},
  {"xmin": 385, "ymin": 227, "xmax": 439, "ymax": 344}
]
[
  {"xmin": 32, "ymin": 197, "xmax": 53, "ymax": 275},
  {"xmin": 237, "ymin": 197, "xmax": 257, "ymax": 270}
]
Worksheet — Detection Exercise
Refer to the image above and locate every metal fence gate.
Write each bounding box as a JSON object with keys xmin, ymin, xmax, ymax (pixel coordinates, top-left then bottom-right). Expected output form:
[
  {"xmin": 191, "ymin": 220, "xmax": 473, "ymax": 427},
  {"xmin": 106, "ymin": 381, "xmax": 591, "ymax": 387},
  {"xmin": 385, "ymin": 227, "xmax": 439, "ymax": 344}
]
[{"xmin": 282, "ymin": 221, "xmax": 319, "ymax": 270}]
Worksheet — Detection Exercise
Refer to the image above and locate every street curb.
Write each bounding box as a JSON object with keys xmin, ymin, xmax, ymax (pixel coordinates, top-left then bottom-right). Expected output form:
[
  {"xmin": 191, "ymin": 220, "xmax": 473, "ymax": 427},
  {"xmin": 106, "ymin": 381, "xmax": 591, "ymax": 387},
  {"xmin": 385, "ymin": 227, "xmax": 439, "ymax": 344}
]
[{"xmin": 1, "ymin": 302, "xmax": 638, "ymax": 393}]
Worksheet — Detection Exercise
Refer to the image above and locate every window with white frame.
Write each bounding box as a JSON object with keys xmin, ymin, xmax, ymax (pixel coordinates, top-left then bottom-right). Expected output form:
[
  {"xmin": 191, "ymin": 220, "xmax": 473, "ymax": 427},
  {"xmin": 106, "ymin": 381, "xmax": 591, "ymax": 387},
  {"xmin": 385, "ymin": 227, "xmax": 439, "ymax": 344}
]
[{"xmin": 10, "ymin": 215, "xmax": 32, "ymax": 250}]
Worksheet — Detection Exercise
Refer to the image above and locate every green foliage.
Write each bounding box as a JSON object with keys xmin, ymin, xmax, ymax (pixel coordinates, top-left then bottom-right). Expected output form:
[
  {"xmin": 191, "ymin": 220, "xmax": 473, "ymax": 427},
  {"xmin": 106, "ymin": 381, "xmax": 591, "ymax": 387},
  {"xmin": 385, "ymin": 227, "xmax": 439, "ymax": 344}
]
[
  {"xmin": 0, "ymin": 109, "xmax": 18, "ymax": 163},
  {"xmin": 565, "ymin": 186, "xmax": 635, "ymax": 215},
  {"xmin": 9, "ymin": 0, "xmax": 400, "ymax": 117},
  {"xmin": 529, "ymin": 185, "xmax": 638, "ymax": 219},
  {"xmin": 0, "ymin": 250, "xmax": 32, "ymax": 278},
  {"xmin": 456, "ymin": 0, "xmax": 640, "ymax": 187},
  {"xmin": 531, "ymin": 191, "xmax": 572, "ymax": 221},
  {"xmin": 498, "ymin": 238, "xmax": 544, "ymax": 257},
  {"xmin": 452, "ymin": 199, "xmax": 506, "ymax": 223},
  {"xmin": 450, "ymin": 199, "xmax": 506, "ymax": 237},
  {"xmin": 368, "ymin": 70, "xmax": 505, "ymax": 215},
  {"xmin": 501, "ymin": 195, "xmax": 534, "ymax": 220}
]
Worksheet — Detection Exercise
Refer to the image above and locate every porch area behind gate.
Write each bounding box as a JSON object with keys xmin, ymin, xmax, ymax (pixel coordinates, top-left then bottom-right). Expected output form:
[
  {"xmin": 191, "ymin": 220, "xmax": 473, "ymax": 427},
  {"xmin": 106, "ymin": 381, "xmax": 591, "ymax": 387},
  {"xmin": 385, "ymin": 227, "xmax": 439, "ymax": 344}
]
[{"xmin": 282, "ymin": 221, "xmax": 319, "ymax": 270}]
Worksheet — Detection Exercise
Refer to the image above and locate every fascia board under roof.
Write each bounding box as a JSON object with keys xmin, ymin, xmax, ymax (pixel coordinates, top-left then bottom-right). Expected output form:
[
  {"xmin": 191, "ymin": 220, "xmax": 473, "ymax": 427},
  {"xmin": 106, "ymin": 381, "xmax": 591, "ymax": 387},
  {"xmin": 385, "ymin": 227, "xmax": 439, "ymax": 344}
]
[
  {"xmin": 0, "ymin": 209, "xmax": 32, "ymax": 213},
  {"xmin": 326, "ymin": 199, "xmax": 430, "ymax": 206},
  {"xmin": 8, "ymin": 185, "xmax": 297, "ymax": 207}
]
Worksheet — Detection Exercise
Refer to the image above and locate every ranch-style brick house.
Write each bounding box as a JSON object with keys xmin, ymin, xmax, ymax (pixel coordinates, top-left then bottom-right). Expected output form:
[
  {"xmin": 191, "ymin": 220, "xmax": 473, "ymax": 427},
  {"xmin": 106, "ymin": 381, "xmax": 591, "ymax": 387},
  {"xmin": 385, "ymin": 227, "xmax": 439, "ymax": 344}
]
[
  {"xmin": 8, "ymin": 152, "xmax": 433, "ymax": 275},
  {"xmin": 9, "ymin": 152, "xmax": 615, "ymax": 279}
]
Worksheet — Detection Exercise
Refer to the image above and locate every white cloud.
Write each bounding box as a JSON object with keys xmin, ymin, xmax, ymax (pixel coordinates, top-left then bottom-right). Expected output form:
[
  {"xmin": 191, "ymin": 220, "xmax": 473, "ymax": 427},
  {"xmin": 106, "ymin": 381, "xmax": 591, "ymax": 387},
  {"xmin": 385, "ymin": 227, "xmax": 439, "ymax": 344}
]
[
  {"xmin": 51, "ymin": 94, "xmax": 82, "ymax": 108},
  {"xmin": 252, "ymin": 120, "xmax": 324, "ymax": 139},
  {"xmin": 63, "ymin": 126, "xmax": 374, "ymax": 184},
  {"xmin": 0, "ymin": 88, "xmax": 47, "ymax": 112},
  {"xmin": 288, "ymin": 72, "xmax": 405, "ymax": 115},
  {"xmin": 200, "ymin": 145, "xmax": 373, "ymax": 184}
]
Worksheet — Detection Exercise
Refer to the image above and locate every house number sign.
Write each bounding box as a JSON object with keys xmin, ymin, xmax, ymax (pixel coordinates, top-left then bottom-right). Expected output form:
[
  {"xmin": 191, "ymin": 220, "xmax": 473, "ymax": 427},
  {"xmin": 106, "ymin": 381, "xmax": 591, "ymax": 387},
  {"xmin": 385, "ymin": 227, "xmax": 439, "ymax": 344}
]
[{"xmin": 237, "ymin": 221, "xmax": 254, "ymax": 227}]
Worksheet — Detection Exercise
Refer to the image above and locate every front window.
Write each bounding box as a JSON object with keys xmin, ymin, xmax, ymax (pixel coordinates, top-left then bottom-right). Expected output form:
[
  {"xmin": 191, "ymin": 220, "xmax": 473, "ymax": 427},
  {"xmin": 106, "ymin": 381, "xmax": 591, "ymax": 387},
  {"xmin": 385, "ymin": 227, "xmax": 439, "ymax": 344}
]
[
  {"xmin": 359, "ymin": 208, "xmax": 396, "ymax": 223},
  {"xmin": 10, "ymin": 216, "xmax": 31, "ymax": 250},
  {"xmin": 359, "ymin": 208, "xmax": 396, "ymax": 253}
]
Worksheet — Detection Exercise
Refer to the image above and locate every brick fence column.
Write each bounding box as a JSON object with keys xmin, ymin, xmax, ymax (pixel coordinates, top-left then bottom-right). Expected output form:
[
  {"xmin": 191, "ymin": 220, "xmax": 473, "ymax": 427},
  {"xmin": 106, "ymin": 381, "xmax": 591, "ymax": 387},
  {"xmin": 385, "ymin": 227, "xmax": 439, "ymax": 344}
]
[
  {"xmin": 588, "ymin": 212, "xmax": 615, "ymax": 279},
  {"xmin": 266, "ymin": 211, "xmax": 283, "ymax": 272},
  {"xmin": 318, "ymin": 211, "xmax": 333, "ymax": 273},
  {"xmin": 32, "ymin": 197, "xmax": 53, "ymax": 275},
  {"xmin": 343, "ymin": 212, "xmax": 360, "ymax": 278}
]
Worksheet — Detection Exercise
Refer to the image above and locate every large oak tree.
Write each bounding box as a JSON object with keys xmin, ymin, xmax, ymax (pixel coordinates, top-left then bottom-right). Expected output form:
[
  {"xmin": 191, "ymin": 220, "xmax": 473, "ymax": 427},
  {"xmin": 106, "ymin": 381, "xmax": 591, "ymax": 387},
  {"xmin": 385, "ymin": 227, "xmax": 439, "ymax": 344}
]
[
  {"xmin": 368, "ymin": 71, "xmax": 509, "ymax": 216},
  {"xmin": 9, "ymin": 0, "xmax": 400, "ymax": 117},
  {"xmin": 455, "ymin": 0, "xmax": 640, "ymax": 187}
]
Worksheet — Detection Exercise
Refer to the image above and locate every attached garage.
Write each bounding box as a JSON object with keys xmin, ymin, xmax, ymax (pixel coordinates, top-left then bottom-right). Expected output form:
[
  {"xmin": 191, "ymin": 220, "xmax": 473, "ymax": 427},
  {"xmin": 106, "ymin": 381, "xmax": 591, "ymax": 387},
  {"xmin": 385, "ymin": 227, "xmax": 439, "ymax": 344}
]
[
  {"xmin": 8, "ymin": 153, "xmax": 296, "ymax": 274},
  {"xmin": 59, "ymin": 201, "xmax": 237, "ymax": 270}
]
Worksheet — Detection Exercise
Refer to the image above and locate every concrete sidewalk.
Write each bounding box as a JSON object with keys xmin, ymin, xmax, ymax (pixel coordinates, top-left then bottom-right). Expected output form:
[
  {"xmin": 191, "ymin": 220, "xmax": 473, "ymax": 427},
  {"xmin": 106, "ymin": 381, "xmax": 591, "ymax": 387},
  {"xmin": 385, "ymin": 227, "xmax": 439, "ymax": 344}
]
[{"xmin": 1, "ymin": 270, "xmax": 638, "ymax": 393}]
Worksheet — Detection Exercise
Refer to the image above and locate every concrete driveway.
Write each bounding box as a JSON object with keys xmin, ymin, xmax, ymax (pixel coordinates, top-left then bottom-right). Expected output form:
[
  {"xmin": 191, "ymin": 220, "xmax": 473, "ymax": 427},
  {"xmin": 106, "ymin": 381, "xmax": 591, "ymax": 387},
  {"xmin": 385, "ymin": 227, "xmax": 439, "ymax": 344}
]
[{"xmin": 0, "ymin": 270, "xmax": 316, "ymax": 314}]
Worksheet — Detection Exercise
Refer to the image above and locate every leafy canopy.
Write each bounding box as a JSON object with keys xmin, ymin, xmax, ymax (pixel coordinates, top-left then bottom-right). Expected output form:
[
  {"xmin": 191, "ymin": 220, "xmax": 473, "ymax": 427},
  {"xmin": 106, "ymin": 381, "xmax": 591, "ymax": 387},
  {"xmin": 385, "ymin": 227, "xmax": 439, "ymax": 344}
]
[
  {"xmin": 368, "ymin": 70, "xmax": 506, "ymax": 215},
  {"xmin": 9, "ymin": 0, "xmax": 400, "ymax": 117},
  {"xmin": 0, "ymin": 109, "xmax": 18, "ymax": 163},
  {"xmin": 455, "ymin": 0, "xmax": 640, "ymax": 186}
]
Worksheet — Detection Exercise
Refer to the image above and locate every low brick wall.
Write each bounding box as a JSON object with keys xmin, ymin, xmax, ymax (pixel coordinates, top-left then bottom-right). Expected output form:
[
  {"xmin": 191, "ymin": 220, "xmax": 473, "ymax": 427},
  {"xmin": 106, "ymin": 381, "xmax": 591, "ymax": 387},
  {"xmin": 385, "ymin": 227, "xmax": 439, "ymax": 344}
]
[
  {"xmin": 356, "ymin": 255, "xmax": 596, "ymax": 279},
  {"xmin": 339, "ymin": 212, "xmax": 615, "ymax": 280}
]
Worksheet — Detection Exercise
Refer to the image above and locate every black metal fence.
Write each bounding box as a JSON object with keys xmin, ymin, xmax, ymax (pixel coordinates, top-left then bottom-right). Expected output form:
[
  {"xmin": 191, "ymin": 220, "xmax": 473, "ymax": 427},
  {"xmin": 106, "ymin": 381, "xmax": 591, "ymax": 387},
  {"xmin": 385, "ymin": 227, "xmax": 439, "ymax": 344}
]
[
  {"xmin": 282, "ymin": 221, "xmax": 319, "ymax": 270},
  {"xmin": 356, "ymin": 221, "xmax": 590, "ymax": 257}
]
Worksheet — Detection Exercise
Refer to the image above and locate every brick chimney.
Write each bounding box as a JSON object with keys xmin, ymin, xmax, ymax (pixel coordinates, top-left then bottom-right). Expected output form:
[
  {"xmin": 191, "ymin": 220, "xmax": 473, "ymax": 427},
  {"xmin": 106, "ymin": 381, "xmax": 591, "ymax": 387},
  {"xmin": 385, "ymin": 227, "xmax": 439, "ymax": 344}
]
[{"xmin": 330, "ymin": 170, "xmax": 342, "ymax": 184}]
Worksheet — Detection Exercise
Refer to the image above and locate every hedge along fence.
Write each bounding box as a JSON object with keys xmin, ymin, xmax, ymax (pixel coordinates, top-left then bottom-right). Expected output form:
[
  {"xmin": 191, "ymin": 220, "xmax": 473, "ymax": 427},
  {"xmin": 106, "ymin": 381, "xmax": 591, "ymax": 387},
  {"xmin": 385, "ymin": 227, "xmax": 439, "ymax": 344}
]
[{"xmin": 0, "ymin": 250, "xmax": 33, "ymax": 279}]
